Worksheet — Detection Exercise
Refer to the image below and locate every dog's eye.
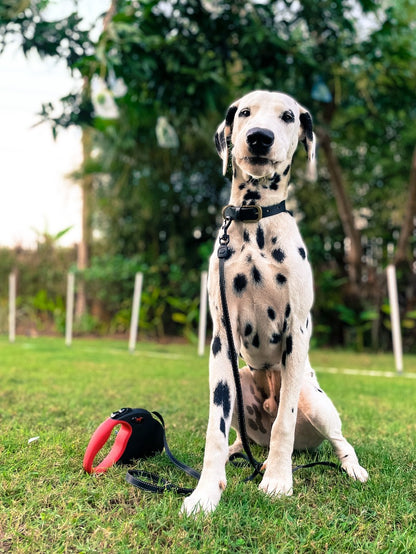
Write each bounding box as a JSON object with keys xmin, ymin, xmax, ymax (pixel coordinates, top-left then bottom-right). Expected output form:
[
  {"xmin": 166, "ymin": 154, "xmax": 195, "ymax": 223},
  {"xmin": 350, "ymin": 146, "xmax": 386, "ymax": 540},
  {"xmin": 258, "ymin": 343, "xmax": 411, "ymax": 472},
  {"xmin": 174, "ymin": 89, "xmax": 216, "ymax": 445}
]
[
  {"xmin": 281, "ymin": 110, "xmax": 295, "ymax": 123},
  {"xmin": 239, "ymin": 108, "xmax": 251, "ymax": 118}
]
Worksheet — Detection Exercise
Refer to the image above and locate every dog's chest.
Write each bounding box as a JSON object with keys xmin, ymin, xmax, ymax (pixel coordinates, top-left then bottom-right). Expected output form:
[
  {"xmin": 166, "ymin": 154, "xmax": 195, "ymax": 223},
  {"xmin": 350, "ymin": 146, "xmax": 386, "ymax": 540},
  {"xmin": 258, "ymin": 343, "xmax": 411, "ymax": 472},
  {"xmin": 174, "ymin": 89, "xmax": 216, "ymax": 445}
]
[{"xmin": 209, "ymin": 215, "xmax": 313, "ymax": 369}]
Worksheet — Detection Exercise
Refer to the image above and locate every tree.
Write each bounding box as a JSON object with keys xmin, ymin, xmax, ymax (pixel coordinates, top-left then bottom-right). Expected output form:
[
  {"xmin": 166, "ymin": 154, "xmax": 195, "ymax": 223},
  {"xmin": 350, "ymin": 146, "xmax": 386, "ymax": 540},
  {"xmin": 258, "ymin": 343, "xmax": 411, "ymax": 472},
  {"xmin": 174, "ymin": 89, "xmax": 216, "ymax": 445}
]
[{"xmin": 2, "ymin": 0, "xmax": 416, "ymax": 346}]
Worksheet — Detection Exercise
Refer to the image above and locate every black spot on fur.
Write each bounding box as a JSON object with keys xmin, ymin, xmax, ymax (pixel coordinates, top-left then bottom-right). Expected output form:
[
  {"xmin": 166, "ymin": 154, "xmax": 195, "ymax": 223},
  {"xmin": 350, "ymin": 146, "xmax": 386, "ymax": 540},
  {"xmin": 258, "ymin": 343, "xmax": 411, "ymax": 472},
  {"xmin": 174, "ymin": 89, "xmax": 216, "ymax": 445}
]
[
  {"xmin": 283, "ymin": 164, "xmax": 291, "ymax": 176},
  {"xmin": 282, "ymin": 351, "xmax": 287, "ymax": 367},
  {"xmin": 286, "ymin": 335, "xmax": 293, "ymax": 355},
  {"xmin": 270, "ymin": 174, "xmax": 281, "ymax": 191},
  {"xmin": 248, "ymin": 419, "xmax": 258, "ymax": 431},
  {"xmin": 285, "ymin": 304, "xmax": 291, "ymax": 318},
  {"xmin": 233, "ymin": 274, "xmax": 247, "ymax": 295},
  {"xmin": 252, "ymin": 265, "xmax": 262, "ymax": 285},
  {"xmin": 213, "ymin": 380, "xmax": 231, "ymax": 419},
  {"xmin": 244, "ymin": 189, "xmax": 261, "ymax": 203},
  {"xmin": 298, "ymin": 247, "xmax": 306, "ymax": 260},
  {"xmin": 272, "ymin": 249, "xmax": 286, "ymax": 263},
  {"xmin": 256, "ymin": 226, "xmax": 265, "ymax": 249},
  {"xmin": 299, "ymin": 112, "xmax": 314, "ymax": 142},
  {"xmin": 243, "ymin": 230, "xmax": 250, "ymax": 242},
  {"xmin": 246, "ymin": 405, "xmax": 254, "ymax": 415},
  {"xmin": 244, "ymin": 323, "xmax": 253, "ymax": 336},
  {"xmin": 270, "ymin": 333, "xmax": 281, "ymax": 344},
  {"xmin": 239, "ymin": 183, "xmax": 246, "ymax": 190},
  {"xmin": 212, "ymin": 336, "xmax": 221, "ymax": 356},
  {"xmin": 252, "ymin": 404, "xmax": 267, "ymax": 433},
  {"xmin": 267, "ymin": 307, "xmax": 276, "ymax": 320},
  {"xmin": 252, "ymin": 333, "xmax": 260, "ymax": 348},
  {"xmin": 220, "ymin": 417, "xmax": 226, "ymax": 436},
  {"xmin": 271, "ymin": 236, "xmax": 277, "ymax": 244},
  {"xmin": 225, "ymin": 105, "xmax": 238, "ymax": 127},
  {"xmin": 276, "ymin": 273, "xmax": 287, "ymax": 285}
]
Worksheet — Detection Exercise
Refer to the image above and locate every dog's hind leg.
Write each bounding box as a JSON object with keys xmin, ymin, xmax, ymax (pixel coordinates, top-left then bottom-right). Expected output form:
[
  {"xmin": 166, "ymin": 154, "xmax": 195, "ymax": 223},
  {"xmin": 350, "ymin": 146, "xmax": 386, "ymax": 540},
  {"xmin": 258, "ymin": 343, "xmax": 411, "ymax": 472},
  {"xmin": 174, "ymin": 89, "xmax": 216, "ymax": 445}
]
[{"xmin": 299, "ymin": 359, "xmax": 369, "ymax": 482}]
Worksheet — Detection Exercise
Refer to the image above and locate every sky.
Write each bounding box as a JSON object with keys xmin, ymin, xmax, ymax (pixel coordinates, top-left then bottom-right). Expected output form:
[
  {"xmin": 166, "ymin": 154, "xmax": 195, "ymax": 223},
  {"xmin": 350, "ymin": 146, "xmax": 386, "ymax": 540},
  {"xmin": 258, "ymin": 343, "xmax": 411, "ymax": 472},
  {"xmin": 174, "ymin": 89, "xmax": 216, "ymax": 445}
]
[{"xmin": 0, "ymin": 0, "xmax": 109, "ymax": 249}]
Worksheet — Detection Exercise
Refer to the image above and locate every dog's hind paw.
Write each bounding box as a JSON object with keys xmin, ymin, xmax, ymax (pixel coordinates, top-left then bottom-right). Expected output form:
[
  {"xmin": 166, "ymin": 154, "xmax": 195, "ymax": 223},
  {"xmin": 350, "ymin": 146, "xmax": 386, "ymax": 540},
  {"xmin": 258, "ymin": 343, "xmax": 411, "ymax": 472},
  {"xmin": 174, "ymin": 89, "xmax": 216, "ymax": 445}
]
[
  {"xmin": 258, "ymin": 474, "xmax": 293, "ymax": 498},
  {"xmin": 342, "ymin": 459, "xmax": 369, "ymax": 483}
]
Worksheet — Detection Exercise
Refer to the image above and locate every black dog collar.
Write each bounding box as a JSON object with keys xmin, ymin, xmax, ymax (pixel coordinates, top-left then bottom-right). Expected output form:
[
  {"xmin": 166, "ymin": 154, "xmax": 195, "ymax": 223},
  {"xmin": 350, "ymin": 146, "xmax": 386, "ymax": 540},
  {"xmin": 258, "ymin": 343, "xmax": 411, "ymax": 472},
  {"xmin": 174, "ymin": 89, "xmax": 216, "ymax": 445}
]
[{"xmin": 222, "ymin": 200, "xmax": 287, "ymax": 223}]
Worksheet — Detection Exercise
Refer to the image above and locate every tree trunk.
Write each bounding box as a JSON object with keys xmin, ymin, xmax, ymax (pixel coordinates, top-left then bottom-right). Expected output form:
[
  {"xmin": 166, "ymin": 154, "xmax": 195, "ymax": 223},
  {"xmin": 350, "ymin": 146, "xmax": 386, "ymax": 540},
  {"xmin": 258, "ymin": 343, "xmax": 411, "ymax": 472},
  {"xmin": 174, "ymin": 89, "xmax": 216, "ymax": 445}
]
[
  {"xmin": 75, "ymin": 123, "xmax": 93, "ymax": 320},
  {"xmin": 75, "ymin": 1, "xmax": 118, "ymax": 320},
  {"xmin": 317, "ymin": 127, "xmax": 362, "ymax": 295},
  {"xmin": 394, "ymin": 145, "xmax": 416, "ymax": 265}
]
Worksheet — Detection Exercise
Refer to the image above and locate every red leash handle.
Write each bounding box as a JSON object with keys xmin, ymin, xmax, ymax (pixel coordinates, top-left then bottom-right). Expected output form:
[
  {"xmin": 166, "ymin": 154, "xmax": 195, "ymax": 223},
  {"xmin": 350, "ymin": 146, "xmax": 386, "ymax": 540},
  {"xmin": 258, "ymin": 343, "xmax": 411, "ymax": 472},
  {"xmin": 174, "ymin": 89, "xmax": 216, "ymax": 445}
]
[{"xmin": 83, "ymin": 418, "xmax": 133, "ymax": 474}]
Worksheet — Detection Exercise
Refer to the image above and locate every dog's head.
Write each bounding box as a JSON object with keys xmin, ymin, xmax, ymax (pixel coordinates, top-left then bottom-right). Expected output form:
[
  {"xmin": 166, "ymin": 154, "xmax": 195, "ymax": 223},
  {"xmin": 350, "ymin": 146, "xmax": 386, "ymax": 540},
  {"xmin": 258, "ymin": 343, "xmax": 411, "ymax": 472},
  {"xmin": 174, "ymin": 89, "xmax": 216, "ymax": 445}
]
[{"xmin": 215, "ymin": 90, "xmax": 316, "ymax": 179}]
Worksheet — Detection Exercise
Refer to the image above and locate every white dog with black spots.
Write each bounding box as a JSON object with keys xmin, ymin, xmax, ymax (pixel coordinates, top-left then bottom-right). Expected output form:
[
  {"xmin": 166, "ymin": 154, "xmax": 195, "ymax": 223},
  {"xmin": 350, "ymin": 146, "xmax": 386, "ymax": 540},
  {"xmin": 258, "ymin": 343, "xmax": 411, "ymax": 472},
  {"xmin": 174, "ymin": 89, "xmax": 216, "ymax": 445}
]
[{"xmin": 182, "ymin": 90, "xmax": 368, "ymax": 516}]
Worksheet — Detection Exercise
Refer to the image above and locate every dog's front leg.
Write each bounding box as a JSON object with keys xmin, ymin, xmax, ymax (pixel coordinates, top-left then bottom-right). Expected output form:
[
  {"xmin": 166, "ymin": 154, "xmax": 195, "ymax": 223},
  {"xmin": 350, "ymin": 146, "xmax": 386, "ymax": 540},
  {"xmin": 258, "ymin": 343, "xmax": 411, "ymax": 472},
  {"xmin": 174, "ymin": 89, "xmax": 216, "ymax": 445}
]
[
  {"xmin": 259, "ymin": 326, "xmax": 308, "ymax": 498},
  {"xmin": 181, "ymin": 329, "xmax": 237, "ymax": 516}
]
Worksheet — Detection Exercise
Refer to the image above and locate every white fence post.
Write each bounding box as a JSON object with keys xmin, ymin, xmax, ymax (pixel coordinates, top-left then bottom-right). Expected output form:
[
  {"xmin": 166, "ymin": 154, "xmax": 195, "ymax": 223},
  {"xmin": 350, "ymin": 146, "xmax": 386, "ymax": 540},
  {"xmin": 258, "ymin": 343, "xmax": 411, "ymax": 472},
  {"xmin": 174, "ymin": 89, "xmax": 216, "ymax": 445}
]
[
  {"xmin": 386, "ymin": 264, "xmax": 403, "ymax": 373},
  {"xmin": 9, "ymin": 272, "xmax": 16, "ymax": 343},
  {"xmin": 198, "ymin": 271, "xmax": 208, "ymax": 356},
  {"xmin": 65, "ymin": 272, "xmax": 75, "ymax": 347},
  {"xmin": 129, "ymin": 272, "xmax": 143, "ymax": 353}
]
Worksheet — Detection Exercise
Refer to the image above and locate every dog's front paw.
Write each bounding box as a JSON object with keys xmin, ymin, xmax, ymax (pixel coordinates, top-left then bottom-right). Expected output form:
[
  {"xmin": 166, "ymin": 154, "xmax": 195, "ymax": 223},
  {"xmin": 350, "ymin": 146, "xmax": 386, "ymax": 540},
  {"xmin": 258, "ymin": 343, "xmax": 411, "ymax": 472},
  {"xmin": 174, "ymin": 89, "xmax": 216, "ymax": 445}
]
[
  {"xmin": 180, "ymin": 481, "xmax": 225, "ymax": 517},
  {"xmin": 341, "ymin": 458, "xmax": 369, "ymax": 483},
  {"xmin": 258, "ymin": 472, "xmax": 293, "ymax": 498}
]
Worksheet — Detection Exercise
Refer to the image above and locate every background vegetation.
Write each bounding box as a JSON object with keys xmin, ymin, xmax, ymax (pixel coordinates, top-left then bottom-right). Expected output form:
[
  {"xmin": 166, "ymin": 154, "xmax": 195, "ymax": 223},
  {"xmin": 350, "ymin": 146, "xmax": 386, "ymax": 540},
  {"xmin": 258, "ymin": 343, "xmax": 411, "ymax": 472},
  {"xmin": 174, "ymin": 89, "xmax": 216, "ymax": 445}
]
[{"xmin": 1, "ymin": 0, "xmax": 416, "ymax": 349}]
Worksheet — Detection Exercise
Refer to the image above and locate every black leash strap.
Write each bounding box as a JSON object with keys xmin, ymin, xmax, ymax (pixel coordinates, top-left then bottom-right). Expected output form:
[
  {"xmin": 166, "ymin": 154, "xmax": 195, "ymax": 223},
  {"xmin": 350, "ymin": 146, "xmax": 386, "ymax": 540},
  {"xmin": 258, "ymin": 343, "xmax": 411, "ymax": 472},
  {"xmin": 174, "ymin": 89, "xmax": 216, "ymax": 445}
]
[
  {"xmin": 217, "ymin": 214, "xmax": 344, "ymax": 482},
  {"xmin": 218, "ymin": 220, "xmax": 264, "ymax": 481},
  {"xmin": 126, "ymin": 411, "xmax": 200, "ymax": 495}
]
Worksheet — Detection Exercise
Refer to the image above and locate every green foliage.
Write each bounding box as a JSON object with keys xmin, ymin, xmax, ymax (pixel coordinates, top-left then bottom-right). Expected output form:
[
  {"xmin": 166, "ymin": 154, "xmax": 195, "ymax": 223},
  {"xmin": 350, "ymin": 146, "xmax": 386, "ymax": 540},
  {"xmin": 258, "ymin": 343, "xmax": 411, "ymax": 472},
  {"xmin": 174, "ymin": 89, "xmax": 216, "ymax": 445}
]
[{"xmin": 1, "ymin": 0, "xmax": 416, "ymax": 349}]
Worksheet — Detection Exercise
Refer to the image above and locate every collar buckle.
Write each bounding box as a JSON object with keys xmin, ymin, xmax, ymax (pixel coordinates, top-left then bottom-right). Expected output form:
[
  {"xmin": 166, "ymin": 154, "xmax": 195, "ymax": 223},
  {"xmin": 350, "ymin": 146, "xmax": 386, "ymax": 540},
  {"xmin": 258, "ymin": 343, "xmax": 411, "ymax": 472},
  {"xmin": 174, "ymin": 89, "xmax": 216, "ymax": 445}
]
[
  {"xmin": 245, "ymin": 205, "xmax": 262, "ymax": 223},
  {"xmin": 222, "ymin": 204, "xmax": 263, "ymax": 223}
]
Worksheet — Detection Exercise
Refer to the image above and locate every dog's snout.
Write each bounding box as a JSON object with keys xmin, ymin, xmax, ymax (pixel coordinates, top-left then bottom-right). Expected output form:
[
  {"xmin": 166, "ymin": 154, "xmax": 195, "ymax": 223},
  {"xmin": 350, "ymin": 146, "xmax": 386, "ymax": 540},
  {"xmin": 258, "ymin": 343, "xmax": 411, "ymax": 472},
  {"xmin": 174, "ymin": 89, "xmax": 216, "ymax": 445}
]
[{"xmin": 246, "ymin": 127, "xmax": 275, "ymax": 155}]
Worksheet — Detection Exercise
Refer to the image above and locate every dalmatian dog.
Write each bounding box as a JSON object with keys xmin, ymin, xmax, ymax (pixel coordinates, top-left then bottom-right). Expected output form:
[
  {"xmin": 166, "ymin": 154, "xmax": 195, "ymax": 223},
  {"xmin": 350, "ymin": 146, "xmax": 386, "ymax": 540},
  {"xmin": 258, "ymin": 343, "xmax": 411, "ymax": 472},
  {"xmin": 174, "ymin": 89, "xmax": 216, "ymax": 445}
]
[{"xmin": 181, "ymin": 90, "xmax": 368, "ymax": 516}]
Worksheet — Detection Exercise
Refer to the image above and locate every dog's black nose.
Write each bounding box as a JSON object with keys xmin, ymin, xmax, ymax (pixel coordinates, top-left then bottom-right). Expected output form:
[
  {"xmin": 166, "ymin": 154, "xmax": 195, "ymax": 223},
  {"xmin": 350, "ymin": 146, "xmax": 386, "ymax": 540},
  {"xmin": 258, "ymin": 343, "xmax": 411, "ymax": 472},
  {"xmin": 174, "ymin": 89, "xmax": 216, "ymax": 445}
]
[{"xmin": 246, "ymin": 127, "xmax": 275, "ymax": 155}]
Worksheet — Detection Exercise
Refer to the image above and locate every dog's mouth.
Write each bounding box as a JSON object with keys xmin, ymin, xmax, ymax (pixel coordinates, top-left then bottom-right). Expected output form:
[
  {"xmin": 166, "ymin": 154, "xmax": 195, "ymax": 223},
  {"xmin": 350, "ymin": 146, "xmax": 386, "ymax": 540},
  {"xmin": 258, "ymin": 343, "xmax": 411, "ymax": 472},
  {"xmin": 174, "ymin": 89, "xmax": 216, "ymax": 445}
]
[{"xmin": 241, "ymin": 156, "xmax": 280, "ymax": 166}]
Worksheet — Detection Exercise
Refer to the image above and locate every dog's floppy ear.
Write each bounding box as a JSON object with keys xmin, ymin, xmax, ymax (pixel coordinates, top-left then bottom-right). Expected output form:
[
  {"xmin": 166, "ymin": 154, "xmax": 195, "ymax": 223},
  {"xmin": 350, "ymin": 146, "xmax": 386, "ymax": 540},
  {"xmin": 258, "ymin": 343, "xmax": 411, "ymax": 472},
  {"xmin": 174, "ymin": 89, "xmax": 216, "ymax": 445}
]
[
  {"xmin": 299, "ymin": 106, "xmax": 317, "ymax": 181},
  {"xmin": 214, "ymin": 102, "xmax": 239, "ymax": 175}
]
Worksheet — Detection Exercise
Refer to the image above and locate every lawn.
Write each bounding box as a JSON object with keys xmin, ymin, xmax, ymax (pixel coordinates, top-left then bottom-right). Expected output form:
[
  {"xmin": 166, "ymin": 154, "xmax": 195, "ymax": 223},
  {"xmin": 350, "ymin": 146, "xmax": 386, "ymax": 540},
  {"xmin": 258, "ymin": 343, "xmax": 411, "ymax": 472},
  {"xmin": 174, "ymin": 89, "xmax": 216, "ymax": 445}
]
[{"xmin": 1, "ymin": 337, "xmax": 415, "ymax": 553}]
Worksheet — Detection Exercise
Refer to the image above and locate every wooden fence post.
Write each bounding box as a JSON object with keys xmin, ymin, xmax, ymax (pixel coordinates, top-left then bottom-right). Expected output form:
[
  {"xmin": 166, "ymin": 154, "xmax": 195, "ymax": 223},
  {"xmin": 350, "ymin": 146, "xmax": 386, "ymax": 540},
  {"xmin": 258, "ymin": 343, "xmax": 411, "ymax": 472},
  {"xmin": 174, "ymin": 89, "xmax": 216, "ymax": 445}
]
[
  {"xmin": 386, "ymin": 265, "xmax": 403, "ymax": 373},
  {"xmin": 9, "ymin": 272, "xmax": 16, "ymax": 343},
  {"xmin": 198, "ymin": 271, "xmax": 208, "ymax": 356},
  {"xmin": 129, "ymin": 272, "xmax": 143, "ymax": 353},
  {"xmin": 65, "ymin": 272, "xmax": 75, "ymax": 347}
]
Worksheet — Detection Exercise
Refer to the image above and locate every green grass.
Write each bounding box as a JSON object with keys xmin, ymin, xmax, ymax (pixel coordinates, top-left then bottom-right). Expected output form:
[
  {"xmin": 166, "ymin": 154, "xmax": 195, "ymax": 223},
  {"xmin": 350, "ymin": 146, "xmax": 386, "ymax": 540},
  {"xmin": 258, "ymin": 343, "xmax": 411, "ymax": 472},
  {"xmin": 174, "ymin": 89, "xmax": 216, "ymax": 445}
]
[{"xmin": 1, "ymin": 337, "xmax": 415, "ymax": 553}]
